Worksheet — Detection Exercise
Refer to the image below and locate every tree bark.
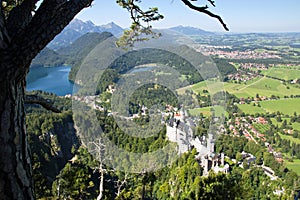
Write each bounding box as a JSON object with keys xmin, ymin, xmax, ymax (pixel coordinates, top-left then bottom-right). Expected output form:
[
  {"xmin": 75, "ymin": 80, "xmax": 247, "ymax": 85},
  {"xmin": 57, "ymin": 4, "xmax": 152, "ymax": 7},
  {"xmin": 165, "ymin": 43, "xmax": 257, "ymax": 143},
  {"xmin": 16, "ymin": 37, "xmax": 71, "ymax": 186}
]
[
  {"xmin": 0, "ymin": 64, "xmax": 34, "ymax": 199},
  {"xmin": 0, "ymin": 0, "xmax": 93, "ymax": 198},
  {"xmin": 97, "ymin": 169, "xmax": 104, "ymax": 200}
]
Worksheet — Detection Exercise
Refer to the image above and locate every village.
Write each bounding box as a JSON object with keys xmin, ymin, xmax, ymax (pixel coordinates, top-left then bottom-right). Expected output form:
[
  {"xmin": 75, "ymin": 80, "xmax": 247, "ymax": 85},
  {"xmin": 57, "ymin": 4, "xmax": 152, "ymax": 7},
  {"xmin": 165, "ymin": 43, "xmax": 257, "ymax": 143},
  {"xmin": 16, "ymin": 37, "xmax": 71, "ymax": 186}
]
[
  {"xmin": 192, "ymin": 44, "xmax": 281, "ymax": 59},
  {"xmin": 70, "ymin": 89, "xmax": 286, "ymax": 187},
  {"xmin": 228, "ymin": 116, "xmax": 283, "ymax": 163}
]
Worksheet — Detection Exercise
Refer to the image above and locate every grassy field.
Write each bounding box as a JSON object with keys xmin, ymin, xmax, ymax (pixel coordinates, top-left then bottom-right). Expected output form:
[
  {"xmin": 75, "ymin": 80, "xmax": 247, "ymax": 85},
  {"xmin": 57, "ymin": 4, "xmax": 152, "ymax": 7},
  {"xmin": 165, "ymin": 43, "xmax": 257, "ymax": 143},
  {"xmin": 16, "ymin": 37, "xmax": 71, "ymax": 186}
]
[
  {"xmin": 177, "ymin": 85, "xmax": 193, "ymax": 95},
  {"xmin": 188, "ymin": 107, "xmax": 211, "ymax": 117},
  {"xmin": 237, "ymin": 99, "xmax": 300, "ymax": 116},
  {"xmin": 178, "ymin": 75, "xmax": 300, "ymax": 119},
  {"xmin": 292, "ymin": 122, "xmax": 300, "ymax": 131},
  {"xmin": 278, "ymin": 133, "xmax": 300, "ymax": 145},
  {"xmin": 285, "ymin": 159, "xmax": 300, "ymax": 176},
  {"xmin": 224, "ymin": 77, "xmax": 300, "ymax": 98},
  {"xmin": 237, "ymin": 104, "xmax": 266, "ymax": 115},
  {"xmin": 270, "ymin": 118, "xmax": 300, "ymax": 131},
  {"xmin": 190, "ymin": 80, "xmax": 225, "ymax": 95},
  {"xmin": 182, "ymin": 76, "xmax": 300, "ymax": 99},
  {"xmin": 188, "ymin": 105, "xmax": 227, "ymax": 117},
  {"xmin": 270, "ymin": 118, "xmax": 290, "ymax": 126},
  {"xmin": 260, "ymin": 99, "xmax": 300, "ymax": 116},
  {"xmin": 260, "ymin": 66, "xmax": 300, "ymax": 81}
]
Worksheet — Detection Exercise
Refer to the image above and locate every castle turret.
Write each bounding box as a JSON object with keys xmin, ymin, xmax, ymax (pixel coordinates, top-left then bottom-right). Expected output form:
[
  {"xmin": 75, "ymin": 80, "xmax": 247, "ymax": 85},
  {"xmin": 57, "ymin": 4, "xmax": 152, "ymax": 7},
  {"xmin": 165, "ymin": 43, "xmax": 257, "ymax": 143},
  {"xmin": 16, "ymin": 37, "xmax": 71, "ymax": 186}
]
[{"xmin": 221, "ymin": 153, "xmax": 225, "ymax": 166}]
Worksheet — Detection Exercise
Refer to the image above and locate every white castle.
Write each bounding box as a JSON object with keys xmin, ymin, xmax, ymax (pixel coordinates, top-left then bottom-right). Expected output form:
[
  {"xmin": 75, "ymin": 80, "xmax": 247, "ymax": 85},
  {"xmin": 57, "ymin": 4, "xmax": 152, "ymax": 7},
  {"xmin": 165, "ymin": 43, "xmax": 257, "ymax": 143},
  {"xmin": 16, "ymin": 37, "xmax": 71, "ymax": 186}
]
[{"xmin": 166, "ymin": 109, "xmax": 229, "ymax": 175}]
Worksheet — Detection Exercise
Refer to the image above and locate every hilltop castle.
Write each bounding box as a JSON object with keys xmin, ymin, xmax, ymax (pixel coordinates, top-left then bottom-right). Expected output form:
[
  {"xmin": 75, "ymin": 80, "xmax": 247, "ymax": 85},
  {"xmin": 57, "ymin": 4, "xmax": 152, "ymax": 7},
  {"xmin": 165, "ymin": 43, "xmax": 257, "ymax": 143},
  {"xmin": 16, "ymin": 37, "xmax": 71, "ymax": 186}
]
[{"xmin": 166, "ymin": 110, "xmax": 229, "ymax": 175}]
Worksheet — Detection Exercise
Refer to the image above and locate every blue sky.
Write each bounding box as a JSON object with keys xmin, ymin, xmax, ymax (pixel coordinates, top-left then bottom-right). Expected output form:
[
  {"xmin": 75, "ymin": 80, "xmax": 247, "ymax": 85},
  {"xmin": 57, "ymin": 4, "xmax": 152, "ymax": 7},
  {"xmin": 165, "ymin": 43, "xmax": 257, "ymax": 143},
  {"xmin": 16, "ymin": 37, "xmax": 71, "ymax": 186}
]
[{"xmin": 76, "ymin": 0, "xmax": 300, "ymax": 33}]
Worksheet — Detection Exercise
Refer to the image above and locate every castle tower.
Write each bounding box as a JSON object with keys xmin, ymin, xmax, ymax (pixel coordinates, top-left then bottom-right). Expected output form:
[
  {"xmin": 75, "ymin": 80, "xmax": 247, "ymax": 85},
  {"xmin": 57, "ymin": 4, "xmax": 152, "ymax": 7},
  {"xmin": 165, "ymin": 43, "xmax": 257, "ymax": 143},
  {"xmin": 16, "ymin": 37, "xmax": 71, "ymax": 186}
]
[
  {"xmin": 203, "ymin": 156, "xmax": 209, "ymax": 174},
  {"xmin": 221, "ymin": 153, "xmax": 225, "ymax": 166}
]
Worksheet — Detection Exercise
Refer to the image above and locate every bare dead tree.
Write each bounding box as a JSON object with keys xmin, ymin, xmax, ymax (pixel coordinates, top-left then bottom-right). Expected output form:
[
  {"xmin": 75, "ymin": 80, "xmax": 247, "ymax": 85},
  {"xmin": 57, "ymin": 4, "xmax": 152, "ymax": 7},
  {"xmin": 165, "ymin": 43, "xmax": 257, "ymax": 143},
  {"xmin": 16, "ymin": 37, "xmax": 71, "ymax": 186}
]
[
  {"xmin": 90, "ymin": 138, "xmax": 107, "ymax": 200},
  {"xmin": 115, "ymin": 172, "xmax": 129, "ymax": 197}
]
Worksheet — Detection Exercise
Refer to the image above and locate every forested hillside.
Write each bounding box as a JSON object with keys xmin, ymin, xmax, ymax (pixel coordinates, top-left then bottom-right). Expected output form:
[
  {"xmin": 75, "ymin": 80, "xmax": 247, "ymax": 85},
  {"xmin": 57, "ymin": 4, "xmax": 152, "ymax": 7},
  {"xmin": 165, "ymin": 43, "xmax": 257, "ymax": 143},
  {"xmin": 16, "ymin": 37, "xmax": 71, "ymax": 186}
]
[
  {"xmin": 31, "ymin": 32, "xmax": 114, "ymax": 69},
  {"xmin": 25, "ymin": 89, "xmax": 299, "ymax": 199},
  {"xmin": 31, "ymin": 32, "xmax": 236, "ymax": 89}
]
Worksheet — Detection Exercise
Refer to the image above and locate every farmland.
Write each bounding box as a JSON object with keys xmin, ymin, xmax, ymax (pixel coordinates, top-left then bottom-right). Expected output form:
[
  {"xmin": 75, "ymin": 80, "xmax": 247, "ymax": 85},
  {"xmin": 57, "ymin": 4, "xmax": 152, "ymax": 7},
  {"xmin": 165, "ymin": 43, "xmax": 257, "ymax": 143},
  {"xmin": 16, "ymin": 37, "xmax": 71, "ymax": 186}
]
[
  {"xmin": 253, "ymin": 123, "xmax": 271, "ymax": 133},
  {"xmin": 188, "ymin": 105, "xmax": 228, "ymax": 117},
  {"xmin": 260, "ymin": 99, "xmax": 300, "ymax": 116},
  {"xmin": 278, "ymin": 133, "xmax": 300, "ymax": 145},
  {"xmin": 182, "ymin": 76, "xmax": 300, "ymax": 99},
  {"xmin": 286, "ymin": 159, "xmax": 300, "ymax": 176},
  {"xmin": 224, "ymin": 77, "xmax": 300, "ymax": 98},
  {"xmin": 188, "ymin": 107, "xmax": 211, "ymax": 117},
  {"xmin": 178, "ymin": 74, "xmax": 300, "ymax": 118},
  {"xmin": 238, "ymin": 99, "xmax": 300, "ymax": 116},
  {"xmin": 260, "ymin": 65, "xmax": 300, "ymax": 81},
  {"xmin": 237, "ymin": 104, "xmax": 266, "ymax": 115},
  {"xmin": 270, "ymin": 118, "xmax": 300, "ymax": 131}
]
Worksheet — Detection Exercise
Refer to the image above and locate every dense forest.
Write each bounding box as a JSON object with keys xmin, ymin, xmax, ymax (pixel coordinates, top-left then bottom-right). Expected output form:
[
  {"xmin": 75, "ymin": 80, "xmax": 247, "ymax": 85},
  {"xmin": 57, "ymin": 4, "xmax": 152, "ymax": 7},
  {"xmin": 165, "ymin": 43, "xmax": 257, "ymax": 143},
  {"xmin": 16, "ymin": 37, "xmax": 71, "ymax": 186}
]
[
  {"xmin": 25, "ymin": 90, "xmax": 300, "ymax": 199},
  {"xmin": 76, "ymin": 46, "xmax": 236, "ymax": 95},
  {"xmin": 23, "ymin": 29, "xmax": 299, "ymax": 200}
]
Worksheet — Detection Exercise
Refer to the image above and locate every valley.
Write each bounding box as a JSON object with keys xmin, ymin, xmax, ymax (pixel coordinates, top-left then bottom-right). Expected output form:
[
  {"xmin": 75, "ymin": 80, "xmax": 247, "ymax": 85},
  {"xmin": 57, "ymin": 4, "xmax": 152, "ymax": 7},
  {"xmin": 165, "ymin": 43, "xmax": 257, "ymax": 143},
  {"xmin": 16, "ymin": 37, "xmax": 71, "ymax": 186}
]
[{"xmin": 26, "ymin": 19, "xmax": 300, "ymax": 199}]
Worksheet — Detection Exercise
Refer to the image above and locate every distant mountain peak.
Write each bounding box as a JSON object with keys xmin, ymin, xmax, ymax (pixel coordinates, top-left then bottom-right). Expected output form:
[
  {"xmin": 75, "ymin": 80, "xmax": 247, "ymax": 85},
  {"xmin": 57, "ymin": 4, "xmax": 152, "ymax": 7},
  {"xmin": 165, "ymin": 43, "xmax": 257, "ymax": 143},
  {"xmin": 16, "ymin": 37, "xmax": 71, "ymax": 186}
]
[
  {"xmin": 107, "ymin": 22, "xmax": 116, "ymax": 25},
  {"xmin": 169, "ymin": 25, "xmax": 214, "ymax": 36},
  {"xmin": 99, "ymin": 22, "xmax": 123, "ymax": 35},
  {"xmin": 48, "ymin": 19, "xmax": 124, "ymax": 50},
  {"xmin": 85, "ymin": 20, "xmax": 95, "ymax": 24}
]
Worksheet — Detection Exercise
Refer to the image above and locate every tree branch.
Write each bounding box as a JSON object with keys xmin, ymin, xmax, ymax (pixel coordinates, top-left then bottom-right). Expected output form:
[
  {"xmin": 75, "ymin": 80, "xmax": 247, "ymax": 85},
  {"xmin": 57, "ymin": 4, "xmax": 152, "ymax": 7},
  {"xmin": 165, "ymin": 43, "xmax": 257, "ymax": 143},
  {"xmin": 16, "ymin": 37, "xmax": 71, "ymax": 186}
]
[
  {"xmin": 25, "ymin": 94, "xmax": 61, "ymax": 113},
  {"xmin": 6, "ymin": 0, "xmax": 39, "ymax": 39},
  {"xmin": 5, "ymin": 0, "xmax": 93, "ymax": 80},
  {"xmin": 0, "ymin": 0, "xmax": 10, "ymax": 49},
  {"xmin": 115, "ymin": 173, "xmax": 129, "ymax": 197},
  {"xmin": 116, "ymin": 0, "xmax": 163, "ymax": 47},
  {"xmin": 208, "ymin": 0, "xmax": 215, "ymax": 7},
  {"xmin": 181, "ymin": 0, "xmax": 229, "ymax": 31}
]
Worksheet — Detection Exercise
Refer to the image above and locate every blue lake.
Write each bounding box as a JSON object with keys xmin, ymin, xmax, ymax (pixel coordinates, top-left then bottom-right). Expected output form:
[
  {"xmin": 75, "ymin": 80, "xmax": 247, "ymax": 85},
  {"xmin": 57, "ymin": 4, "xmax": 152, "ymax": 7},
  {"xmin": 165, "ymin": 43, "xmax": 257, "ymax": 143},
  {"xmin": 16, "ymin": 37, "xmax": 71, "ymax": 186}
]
[
  {"xmin": 129, "ymin": 66, "xmax": 154, "ymax": 74},
  {"xmin": 26, "ymin": 66, "xmax": 75, "ymax": 96},
  {"xmin": 26, "ymin": 65, "xmax": 155, "ymax": 96}
]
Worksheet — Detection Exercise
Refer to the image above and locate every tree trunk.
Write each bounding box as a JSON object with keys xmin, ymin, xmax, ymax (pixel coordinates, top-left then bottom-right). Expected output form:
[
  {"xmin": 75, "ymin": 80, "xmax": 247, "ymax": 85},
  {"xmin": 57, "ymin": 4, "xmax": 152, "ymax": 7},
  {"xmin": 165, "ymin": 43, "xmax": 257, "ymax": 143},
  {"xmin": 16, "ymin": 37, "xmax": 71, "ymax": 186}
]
[
  {"xmin": 0, "ymin": 65, "xmax": 34, "ymax": 199},
  {"xmin": 0, "ymin": 0, "xmax": 93, "ymax": 198},
  {"xmin": 97, "ymin": 170, "xmax": 104, "ymax": 200}
]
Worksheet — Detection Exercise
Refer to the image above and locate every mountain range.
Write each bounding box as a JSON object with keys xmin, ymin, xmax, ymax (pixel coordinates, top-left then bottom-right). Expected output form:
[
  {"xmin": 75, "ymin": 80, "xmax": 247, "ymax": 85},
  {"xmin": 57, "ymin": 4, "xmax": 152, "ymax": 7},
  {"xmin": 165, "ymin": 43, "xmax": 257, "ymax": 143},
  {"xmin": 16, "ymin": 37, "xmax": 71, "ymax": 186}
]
[
  {"xmin": 48, "ymin": 19, "xmax": 123, "ymax": 50},
  {"xmin": 170, "ymin": 25, "xmax": 214, "ymax": 36},
  {"xmin": 32, "ymin": 20, "xmax": 218, "ymax": 68},
  {"xmin": 32, "ymin": 19, "xmax": 218, "ymax": 69},
  {"xmin": 32, "ymin": 32, "xmax": 114, "ymax": 68},
  {"xmin": 46, "ymin": 19, "xmax": 215, "ymax": 50}
]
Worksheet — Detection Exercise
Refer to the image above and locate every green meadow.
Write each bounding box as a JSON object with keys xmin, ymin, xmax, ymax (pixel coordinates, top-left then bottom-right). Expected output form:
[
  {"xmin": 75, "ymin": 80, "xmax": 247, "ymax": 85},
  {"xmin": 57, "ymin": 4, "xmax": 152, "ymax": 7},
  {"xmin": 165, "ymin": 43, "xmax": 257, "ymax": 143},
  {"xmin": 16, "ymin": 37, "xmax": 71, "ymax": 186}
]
[
  {"xmin": 278, "ymin": 133, "xmax": 300, "ymax": 145},
  {"xmin": 270, "ymin": 118, "xmax": 290, "ymax": 126},
  {"xmin": 238, "ymin": 99, "xmax": 300, "ymax": 116},
  {"xmin": 188, "ymin": 105, "xmax": 228, "ymax": 117},
  {"xmin": 224, "ymin": 77, "xmax": 300, "ymax": 98},
  {"xmin": 286, "ymin": 159, "xmax": 300, "ymax": 176},
  {"xmin": 260, "ymin": 99, "xmax": 300, "ymax": 116},
  {"xmin": 270, "ymin": 118, "xmax": 300, "ymax": 131},
  {"xmin": 237, "ymin": 104, "xmax": 266, "ymax": 115},
  {"xmin": 182, "ymin": 76, "xmax": 300, "ymax": 99},
  {"xmin": 260, "ymin": 66, "xmax": 300, "ymax": 81},
  {"xmin": 292, "ymin": 122, "xmax": 300, "ymax": 131},
  {"xmin": 191, "ymin": 80, "xmax": 225, "ymax": 95},
  {"xmin": 188, "ymin": 107, "xmax": 211, "ymax": 117}
]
